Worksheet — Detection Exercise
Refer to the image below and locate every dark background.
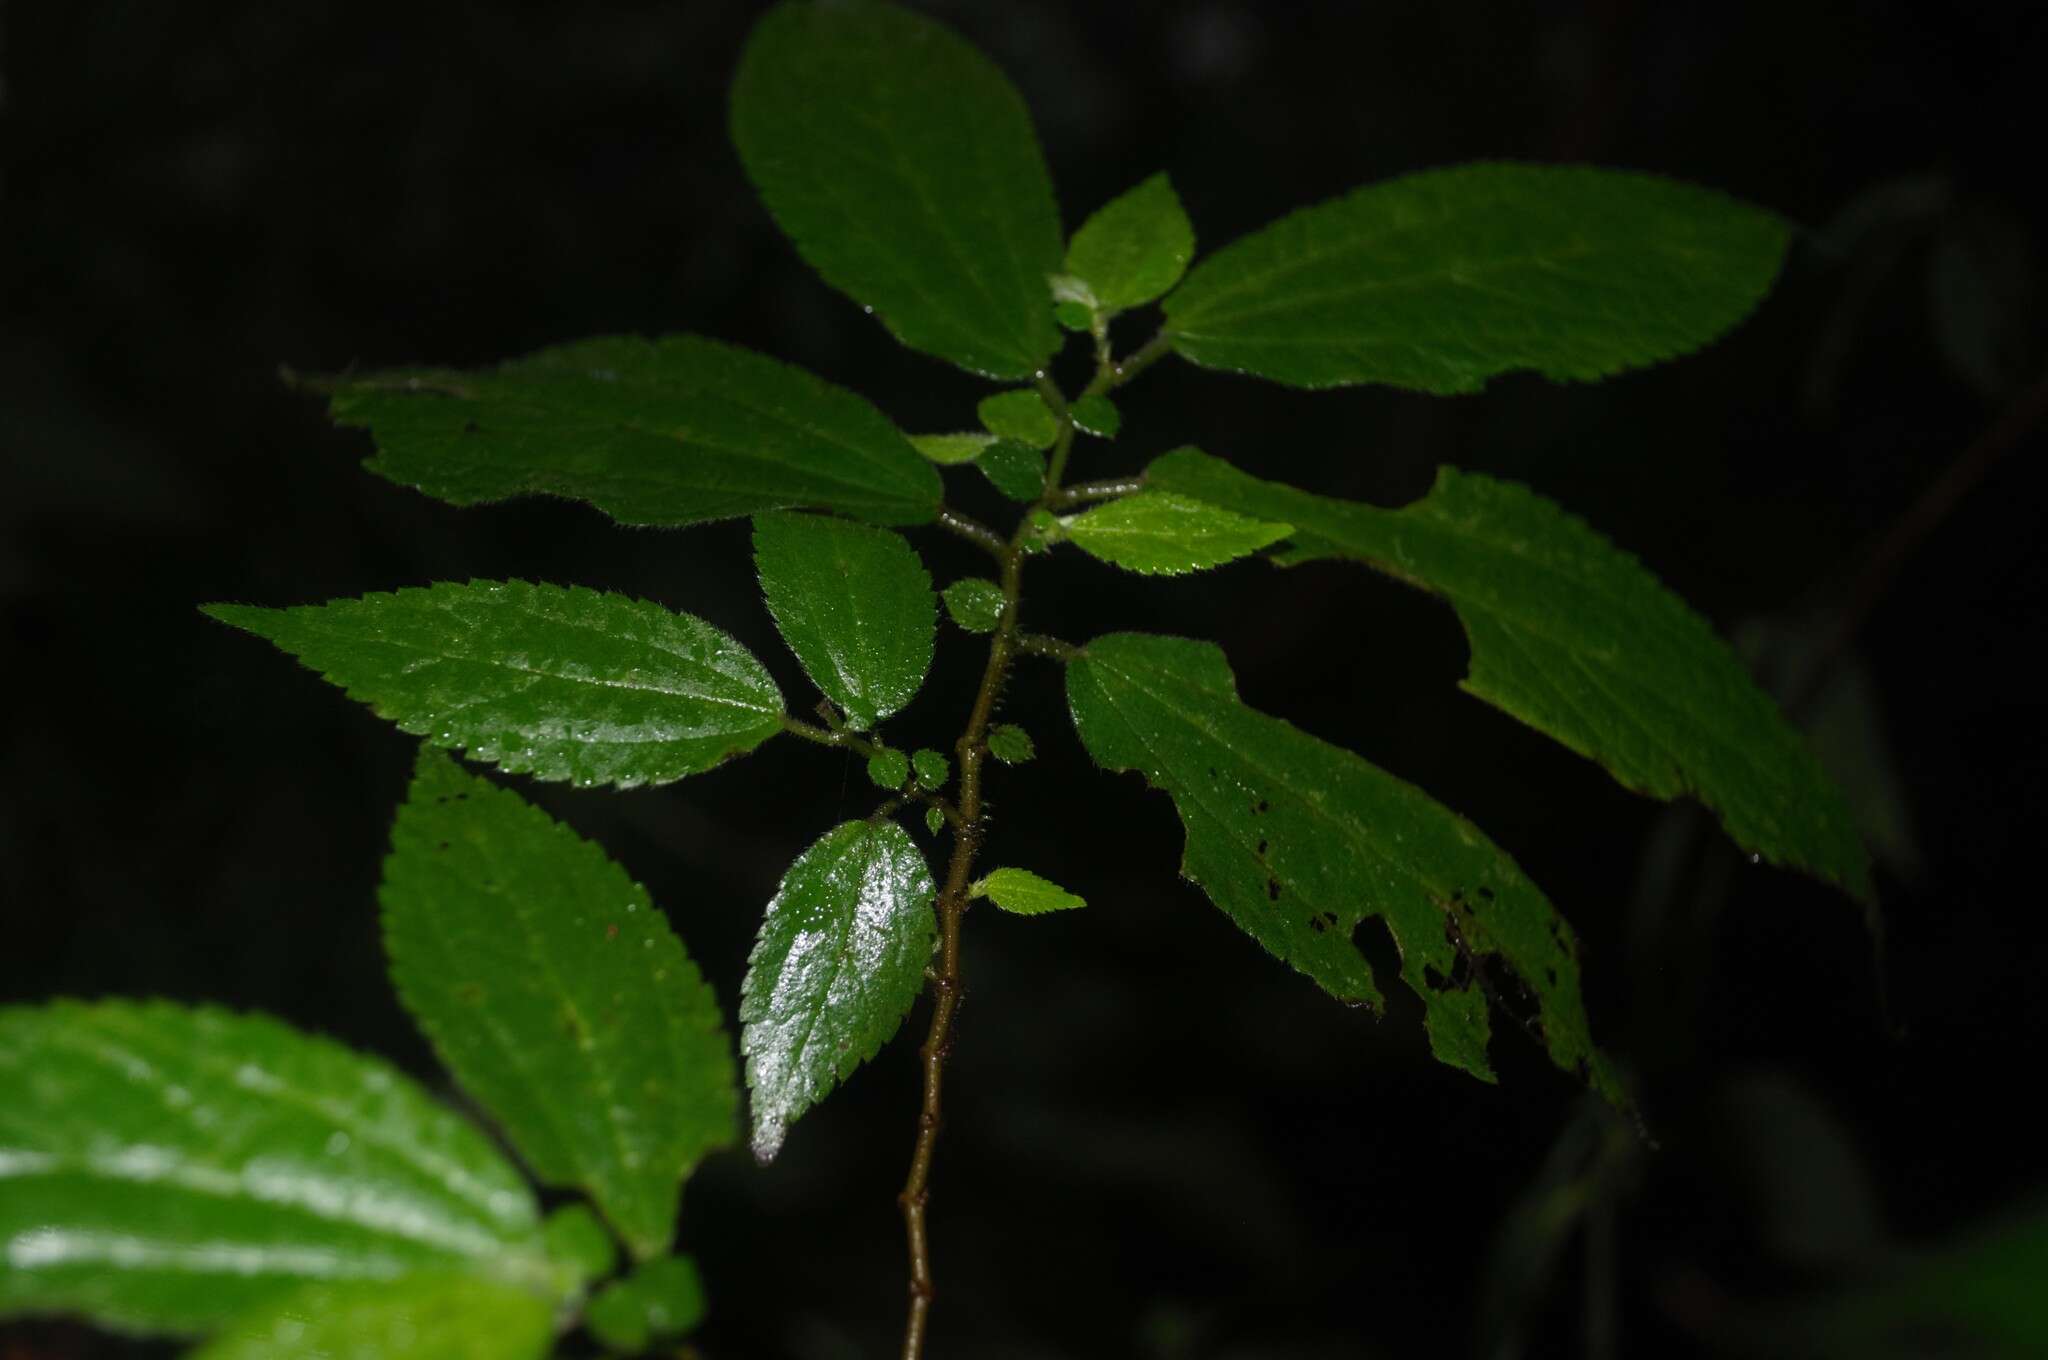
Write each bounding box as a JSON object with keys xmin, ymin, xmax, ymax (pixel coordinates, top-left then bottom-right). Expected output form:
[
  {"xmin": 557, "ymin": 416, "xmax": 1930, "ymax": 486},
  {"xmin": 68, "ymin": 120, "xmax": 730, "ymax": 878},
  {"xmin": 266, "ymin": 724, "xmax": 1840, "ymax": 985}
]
[{"xmin": 5, "ymin": 2, "xmax": 2045, "ymax": 1356}]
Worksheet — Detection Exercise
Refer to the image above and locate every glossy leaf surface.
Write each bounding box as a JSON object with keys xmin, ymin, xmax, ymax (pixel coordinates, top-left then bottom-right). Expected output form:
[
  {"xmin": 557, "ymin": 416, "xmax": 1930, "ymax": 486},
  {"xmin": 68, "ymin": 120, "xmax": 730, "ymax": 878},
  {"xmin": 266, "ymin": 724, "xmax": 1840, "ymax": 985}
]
[
  {"xmin": 1068, "ymin": 633, "xmax": 1623, "ymax": 1100},
  {"xmin": 986, "ymin": 724, "xmax": 1035, "ymax": 763},
  {"xmin": 973, "ymin": 868, "xmax": 1086, "ymax": 915},
  {"xmin": 1162, "ymin": 163, "xmax": 1788, "ymax": 392},
  {"xmin": 941, "ymin": 579, "xmax": 1006, "ymax": 634},
  {"xmin": 907, "ymin": 432, "xmax": 992, "ymax": 465},
  {"xmin": 1069, "ymin": 393, "xmax": 1121, "ymax": 439},
  {"xmin": 1061, "ymin": 491, "xmax": 1290, "ymax": 575},
  {"xmin": 327, "ymin": 335, "xmax": 940, "ymax": 525},
  {"xmin": 740, "ymin": 821, "xmax": 936, "ymax": 1161},
  {"xmin": 1065, "ymin": 172, "xmax": 1196, "ymax": 312},
  {"xmin": 732, "ymin": 2, "xmax": 1063, "ymax": 379},
  {"xmin": 205, "ymin": 581, "xmax": 784, "ymax": 790},
  {"xmin": 0, "ymin": 1000, "xmax": 548, "ymax": 1334},
  {"xmin": 187, "ymin": 1272, "xmax": 552, "ymax": 1360},
  {"xmin": 382, "ymin": 752, "xmax": 737, "ymax": 1261},
  {"xmin": 866, "ymin": 748, "xmax": 910, "ymax": 791},
  {"xmin": 977, "ymin": 390, "xmax": 1059, "ymax": 450},
  {"xmin": 977, "ymin": 440, "xmax": 1047, "ymax": 502},
  {"xmin": 1147, "ymin": 448, "xmax": 1872, "ymax": 899},
  {"xmin": 753, "ymin": 513, "xmax": 936, "ymax": 731}
]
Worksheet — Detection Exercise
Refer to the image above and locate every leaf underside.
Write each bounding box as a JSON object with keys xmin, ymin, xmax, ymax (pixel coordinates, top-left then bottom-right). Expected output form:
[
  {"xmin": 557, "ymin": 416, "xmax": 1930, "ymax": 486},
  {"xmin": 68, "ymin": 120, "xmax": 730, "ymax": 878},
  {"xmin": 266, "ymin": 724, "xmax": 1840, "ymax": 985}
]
[
  {"xmin": 740, "ymin": 820, "xmax": 937, "ymax": 1162},
  {"xmin": 382, "ymin": 751, "xmax": 738, "ymax": 1261},
  {"xmin": 1162, "ymin": 162, "xmax": 1789, "ymax": 393},
  {"xmin": 187, "ymin": 1271, "xmax": 553, "ymax": 1360},
  {"xmin": 0, "ymin": 1000, "xmax": 546, "ymax": 1335},
  {"xmin": 1067, "ymin": 632, "xmax": 1626, "ymax": 1106},
  {"xmin": 327, "ymin": 333, "xmax": 940, "ymax": 526},
  {"xmin": 732, "ymin": 1, "xmax": 1063, "ymax": 379},
  {"xmin": 1146, "ymin": 448, "xmax": 1872, "ymax": 901},
  {"xmin": 205, "ymin": 580, "xmax": 785, "ymax": 790}
]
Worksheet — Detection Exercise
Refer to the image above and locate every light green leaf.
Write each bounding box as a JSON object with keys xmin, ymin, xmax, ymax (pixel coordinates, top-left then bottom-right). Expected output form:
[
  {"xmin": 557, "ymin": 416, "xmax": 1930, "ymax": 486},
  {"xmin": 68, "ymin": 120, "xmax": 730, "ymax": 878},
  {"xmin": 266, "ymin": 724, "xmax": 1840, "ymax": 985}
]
[
  {"xmin": 540, "ymin": 1204, "xmax": 617, "ymax": 1288},
  {"xmin": 1054, "ymin": 299, "xmax": 1095, "ymax": 331},
  {"xmin": 585, "ymin": 1255, "xmax": 707, "ymax": 1353},
  {"xmin": 977, "ymin": 389, "xmax": 1059, "ymax": 451},
  {"xmin": 911, "ymin": 749, "xmax": 949, "ymax": 789},
  {"xmin": 187, "ymin": 1271, "xmax": 552, "ymax": 1360},
  {"xmin": 866, "ymin": 748, "xmax": 910, "ymax": 791},
  {"xmin": 941, "ymin": 579, "xmax": 1006, "ymax": 634},
  {"xmin": 987, "ymin": 724, "xmax": 1034, "ymax": 764},
  {"xmin": 977, "ymin": 440, "xmax": 1047, "ymax": 502},
  {"xmin": 1065, "ymin": 172, "xmax": 1196, "ymax": 312},
  {"xmin": 972, "ymin": 868, "xmax": 1086, "ymax": 915},
  {"xmin": 0, "ymin": 1000, "xmax": 550, "ymax": 1335},
  {"xmin": 325, "ymin": 335, "xmax": 940, "ymax": 525},
  {"xmin": 1067, "ymin": 633, "xmax": 1625, "ymax": 1103},
  {"xmin": 204, "ymin": 581, "xmax": 783, "ymax": 791},
  {"xmin": 1162, "ymin": 163, "xmax": 1789, "ymax": 392},
  {"xmin": 381, "ymin": 752, "xmax": 738, "ymax": 1261},
  {"xmin": 1069, "ymin": 393, "xmax": 1121, "ymax": 439},
  {"xmin": 740, "ymin": 820, "xmax": 937, "ymax": 1161},
  {"xmin": 753, "ymin": 513, "xmax": 937, "ymax": 731},
  {"xmin": 1146, "ymin": 448, "xmax": 1872, "ymax": 900},
  {"xmin": 907, "ymin": 432, "xmax": 994, "ymax": 465},
  {"xmin": 1061, "ymin": 491, "xmax": 1290, "ymax": 575},
  {"xmin": 732, "ymin": 2, "xmax": 1063, "ymax": 379}
]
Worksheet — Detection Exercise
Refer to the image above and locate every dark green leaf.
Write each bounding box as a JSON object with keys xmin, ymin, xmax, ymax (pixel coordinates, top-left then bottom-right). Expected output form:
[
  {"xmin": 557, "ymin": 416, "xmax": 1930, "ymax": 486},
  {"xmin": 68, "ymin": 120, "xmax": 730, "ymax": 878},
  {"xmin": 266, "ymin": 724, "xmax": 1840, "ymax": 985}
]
[
  {"xmin": 327, "ymin": 335, "xmax": 940, "ymax": 525},
  {"xmin": 1054, "ymin": 300, "xmax": 1095, "ymax": 331},
  {"xmin": 911, "ymin": 749, "xmax": 949, "ymax": 789},
  {"xmin": 1067, "ymin": 633, "xmax": 1624, "ymax": 1102},
  {"xmin": 186, "ymin": 1272, "xmax": 553, "ymax": 1360},
  {"xmin": 381, "ymin": 752, "xmax": 738, "ymax": 1260},
  {"xmin": 941, "ymin": 579, "xmax": 1006, "ymax": 634},
  {"xmin": 977, "ymin": 440, "xmax": 1047, "ymax": 502},
  {"xmin": 0, "ymin": 1000, "xmax": 550, "ymax": 1335},
  {"xmin": 753, "ymin": 513, "xmax": 936, "ymax": 731},
  {"xmin": 585, "ymin": 1255, "xmax": 707, "ymax": 1353},
  {"xmin": 1162, "ymin": 163, "xmax": 1788, "ymax": 393},
  {"xmin": 977, "ymin": 389, "xmax": 1059, "ymax": 451},
  {"xmin": 732, "ymin": 1, "xmax": 1063, "ymax": 379},
  {"xmin": 925, "ymin": 806, "xmax": 946, "ymax": 836},
  {"xmin": 740, "ymin": 821, "xmax": 937, "ymax": 1161},
  {"xmin": 907, "ymin": 432, "xmax": 993, "ymax": 465},
  {"xmin": 973, "ymin": 868, "xmax": 1086, "ymax": 915},
  {"xmin": 204, "ymin": 581, "xmax": 784, "ymax": 790},
  {"xmin": 1065, "ymin": 172, "xmax": 1196, "ymax": 312},
  {"xmin": 1069, "ymin": 393, "xmax": 1121, "ymax": 439},
  {"xmin": 1146, "ymin": 448, "xmax": 1872, "ymax": 900},
  {"xmin": 1061, "ymin": 491, "xmax": 1290, "ymax": 575},
  {"xmin": 987, "ymin": 724, "xmax": 1034, "ymax": 763},
  {"xmin": 866, "ymin": 748, "xmax": 910, "ymax": 791}
]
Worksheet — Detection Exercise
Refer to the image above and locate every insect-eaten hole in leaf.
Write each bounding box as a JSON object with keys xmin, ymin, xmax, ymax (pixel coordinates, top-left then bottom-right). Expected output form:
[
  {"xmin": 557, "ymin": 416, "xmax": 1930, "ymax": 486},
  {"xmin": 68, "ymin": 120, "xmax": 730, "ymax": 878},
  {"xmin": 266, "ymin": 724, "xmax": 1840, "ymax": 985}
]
[
  {"xmin": 1306, "ymin": 909, "xmax": 1338, "ymax": 935},
  {"xmin": 1349, "ymin": 915, "xmax": 1403, "ymax": 994},
  {"xmin": 1444, "ymin": 909, "xmax": 1547, "ymax": 1049}
]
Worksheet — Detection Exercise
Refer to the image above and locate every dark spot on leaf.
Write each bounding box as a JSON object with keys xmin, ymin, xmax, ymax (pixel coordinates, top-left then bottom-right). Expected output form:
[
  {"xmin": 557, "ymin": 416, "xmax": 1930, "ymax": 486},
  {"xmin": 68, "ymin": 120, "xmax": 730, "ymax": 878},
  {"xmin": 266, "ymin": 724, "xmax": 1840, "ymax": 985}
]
[
  {"xmin": 1477, "ymin": 886, "xmax": 1495, "ymax": 901},
  {"xmin": 454, "ymin": 983, "xmax": 484, "ymax": 1005},
  {"xmin": 1545, "ymin": 966, "xmax": 1558, "ymax": 986},
  {"xmin": 1207, "ymin": 766, "xmax": 1218, "ymax": 779},
  {"xmin": 1255, "ymin": 839, "xmax": 1269, "ymax": 856},
  {"xmin": 1309, "ymin": 915, "xmax": 1327, "ymax": 934},
  {"xmin": 605, "ymin": 923, "xmax": 619, "ymax": 941},
  {"xmin": 1255, "ymin": 798, "xmax": 1271, "ymax": 813},
  {"xmin": 435, "ymin": 795, "xmax": 450, "ymax": 805},
  {"xmin": 435, "ymin": 840, "xmax": 449, "ymax": 852},
  {"xmin": 1266, "ymin": 878, "xmax": 1282, "ymax": 901},
  {"xmin": 1575, "ymin": 1058, "xmax": 1592, "ymax": 1082},
  {"xmin": 463, "ymin": 420, "xmax": 480, "ymax": 433},
  {"xmin": 1424, "ymin": 965, "xmax": 1451, "ymax": 992}
]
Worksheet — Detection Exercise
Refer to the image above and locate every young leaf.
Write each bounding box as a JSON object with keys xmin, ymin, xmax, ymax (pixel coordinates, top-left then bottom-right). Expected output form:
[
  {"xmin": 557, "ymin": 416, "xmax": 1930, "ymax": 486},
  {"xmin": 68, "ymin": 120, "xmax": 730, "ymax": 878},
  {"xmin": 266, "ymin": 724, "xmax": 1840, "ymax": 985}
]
[
  {"xmin": 986, "ymin": 724, "xmax": 1035, "ymax": 763},
  {"xmin": 942, "ymin": 578, "xmax": 1007, "ymax": 634},
  {"xmin": 1067, "ymin": 633, "xmax": 1625, "ymax": 1105},
  {"xmin": 1146, "ymin": 448, "xmax": 1873, "ymax": 900},
  {"xmin": 204, "ymin": 581, "xmax": 784, "ymax": 790},
  {"xmin": 186, "ymin": 1272, "xmax": 553, "ymax": 1360},
  {"xmin": 925, "ymin": 805, "xmax": 947, "ymax": 837},
  {"xmin": 381, "ymin": 751, "xmax": 738, "ymax": 1261},
  {"xmin": 978, "ymin": 440, "xmax": 1048, "ymax": 502},
  {"xmin": 732, "ymin": 1, "xmax": 1063, "ymax": 379},
  {"xmin": 1061, "ymin": 491, "xmax": 1290, "ymax": 575},
  {"xmin": 911, "ymin": 748, "xmax": 950, "ymax": 789},
  {"xmin": 977, "ymin": 389, "xmax": 1060, "ymax": 450},
  {"xmin": 740, "ymin": 820, "xmax": 937, "ymax": 1162},
  {"xmin": 0, "ymin": 1000, "xmax": 550, "ymax": 1335},
  {"xmin": 1069, "ymin": 393, "xmax": 1121, "ymax": 439},
  {"xmin": 540, "ymin": 1204, "xmax": 617, "ymax": 1288},
  {"xmin": 1162, "ymin": 163, "xmax": 1789, "ymax": 393},
  {"xmin": 908, "ymin": 431, "xmax": 994, "ymax": 465},
  {"xmin": 1065, "ymin": 172, "xmax": 1196, "ymax": 313},
  {"xmin": 326, "ymin": 335, "xmax": 940, "ymax": 526},
  {"xmin": 753, "ymin": 512, "xmax": 937, "ymax": 731},
  {"xmin": 972, "ymin": 868, "xmax": 1086, "ymax": 915},
  {"xmin": 867, "ymin": 748, "xmax": 910, "ymax": 791},
  {"xmin": 585, "ymin": 1255, "xmax": 708, "ymax": 1352}
]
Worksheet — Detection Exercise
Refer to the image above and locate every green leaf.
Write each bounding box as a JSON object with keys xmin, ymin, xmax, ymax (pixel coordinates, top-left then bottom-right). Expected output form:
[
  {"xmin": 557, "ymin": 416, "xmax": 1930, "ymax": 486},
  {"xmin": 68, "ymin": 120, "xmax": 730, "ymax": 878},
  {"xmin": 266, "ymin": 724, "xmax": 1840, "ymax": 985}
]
[
  {"xmin": 907, "ymin": 432, "xmax": 994, "ymax": 465},
  {"xmin": 911, "ymin": 749, "xmax": 949, "ymax": 789},
  {"xmin": 0, "ymin": 1000, "xmax": 550, "ymax": 1335},
  {"xmin": 987, "ymin": 724, "xmax": 1034, "ymax": 763},
  {"xmin": 326, "ymin": 335, "xmax": 940, "ymax": 525},
  {"xmin": 866, "ymin": 748, "xmax": 910, "ymax": 791},
  {"xmin": 740, "ymin": 820, "xmax": 937, "ymax": 1162},
  {"xmin": 187, "ymin": 1271, "xmax": 552, "ymax": 1360},
  {"xmin": 925, "ymin": 806, "xmax": 946, "ymax": 836},
  {"xmin": 1061, "ymin": 491, "xmax": 1290, "ymax": 575},
  {"xmin": 585, "ymin": 1255, "xmax": 707, "ymax": 1353},
  {"xmin": 942, "ymin": 579, "xmax": 1007, "ymax": 634},
  {"xmin": 204, "ymin": 581, "xmax": 783, "ymax": 791},
  {"xmin": 732, "ymin": 1, "xmax": 1063, "ymax": 379},
  {"xmin": 977, "ymin": 439, "xmax": 1047, "ymax": 502},
  {"xmin": 1054, "ymin": 300, "xmax": 1095, "ymax": 332},
  {"xmin": 1069, "ymin": 393, "xmax": 1121, "ymax": 439},
  {"xmin": 972, "ymin": 868, "xmax": 1086, "ymax": 915},
  {"xmin": 541, "ymin": 1204, "xmax": 617, "ymax": 1288},
  {"xmin": 1162, "ymin": 163, "xmax": 1789, "ymax": 393},
  {"xmin": 1067, "ymin": 633, "xmax": 1624, "ymax": 1103},
  {"xmin": 753, "ymin": 512, "xmax": 937, "ymax": 731},
  {"xmin": 1065, "ymin": 172, "xmax": 1196, "ymax": 312},
  {"xmin": 380, "ymin": 752, "xmax": 737, "ymax": 1260},
  {"xmin": 1146, "ymin": 448, "xmax": 1872, "ymax": 900},
  {"xmin": 977, "ymin": 389, "xmax": 1059, "ymax": 451}
]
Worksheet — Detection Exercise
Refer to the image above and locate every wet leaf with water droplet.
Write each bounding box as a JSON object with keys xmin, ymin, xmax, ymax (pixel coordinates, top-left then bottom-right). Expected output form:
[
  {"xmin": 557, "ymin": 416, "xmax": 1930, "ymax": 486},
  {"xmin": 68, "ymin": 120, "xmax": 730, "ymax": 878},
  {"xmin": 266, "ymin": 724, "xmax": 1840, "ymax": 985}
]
[
  {"xmin": 911, "ymin": 749, "xmax": 950, "ymax": 789},
  {"xmin": 382, "ymin": 751, "xmax": 737, "ymax": 1260},
  {"xmin": 740, "ymin": 820, "xmax": 936, "ymax": 1162},
  {"xmin": 0, "ymin": 999, "xmax": 551, "ymax": 1335},
  {"xmin": 204, "ymin": 581, "xmax": 784, "ymax": 789},
  {"xmin": 976, "ymin": 440, "xmax": 1047, "ymax": 502},
  {"xmin": 941, "ymin": 578, "xmax": 1006, "ymax": 634},
  {"xmin": 186, "ymin": 1271, "xmax": 552, "ymax": 1360},
  {"xmin": 866, "ymin": 748, "xmax": 910, "ymax": 791}
]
